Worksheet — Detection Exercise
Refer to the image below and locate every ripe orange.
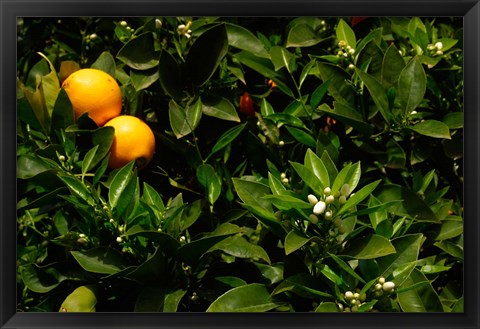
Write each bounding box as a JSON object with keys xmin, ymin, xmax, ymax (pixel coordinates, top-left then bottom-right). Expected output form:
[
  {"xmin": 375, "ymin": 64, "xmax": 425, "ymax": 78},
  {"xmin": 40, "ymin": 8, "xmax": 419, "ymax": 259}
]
[
  {"xmin": 62, "ymin": 68, "xmax": 122, "ymax": 126},
  {"xmin": 104, "ymin": 115, "xmax": 156, "ymax": 169}
]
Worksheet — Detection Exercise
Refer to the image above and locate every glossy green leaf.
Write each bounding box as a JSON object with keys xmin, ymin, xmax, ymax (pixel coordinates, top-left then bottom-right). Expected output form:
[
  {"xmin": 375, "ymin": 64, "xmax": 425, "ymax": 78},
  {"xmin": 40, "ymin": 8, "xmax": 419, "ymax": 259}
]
[
  {"xmin": 316, "ymin": 63, "xmax": 355, "ymax": 104},
  {"xmin": 356, "ymin": 40, "xmax": 384, "ymax": 77},
  {"xmin": 158, "ymin": 50, "xmax": 184, "ymax": 100},
  {"xmin": 142, "ymin": 182, "xmax": 165, "ymax": 212},
  {"xmin": 130, "ymin": 67, "xmax": 159, "ymax": 91},
  {"xmin": 201, "ymin": 96, "xmax": 240, "ymax": 122},
  {"xmin": 342, "ymin": 234, "xmax": 396, "ymax": 259},
  {"xmin": 209, "ymin": 235, "xmax": 271, "ymax": 264},
  {"xmin": 315, "ymin": 302, "xmax": 340, "ymax": 312},
  {"xmin": 117, "ymin": 32, "xmax": 159, "ymax": 70},
  {"xmin": 442, "ymin": 112, "xmax": 463, "ymax": 129},
  {"xmin": 225, "ymin": 23, "xmax": 269, "ymax": 58},
  {"xmin": 356, "ymin": 69, "xmax": 390, "ymax": 123},
  {"xmin": 264, "ymin": 194, "xmax": 312, "ymax": 211},
  {"xmin": 408, "ymin": 120, "xmax": 451, "ymax": 139},
  {"xmin": 232, "ymin": 178, "xmax": 273, "ymax": 211},
  {"xmin": 91, "ymin": 51, "xmax": 116, "ymax": 78},
  {"xmin": 51, "ymin": 88, "xmax": 74, "ymax": 132},
  {"xmin": 70, "ymin": 247, "xmax": 129, "ymax": 274},
  {"xmin": 381, "ymin": 44, "xmax": 406, "ymax": 88},
  {"xmin": 319, "ymin": 103, "xmax": 372, "ymax": 135},
  {"xmin": 186, "ymin": 24, "xmax": 228, "ymax": 87},
  {"xmin": 331, "ymin": 161, "xmax": 361, "ymax": 196},
  {"xmin": 290, "ymin": 161, "xmax": 324, "ymax": 196},
  {"xmin": 304, "ymin": 148, "xmax": 330, "ymax": 189},
  {"xmin": 169, "ymin": 98, "xmax": 203, "ymax": 139},
  {"xmin": 397, "ymin": 56, "xmax": 426, "ymax": 116},
  {"xmin": 310, "ymin": 79, "xmax": 331, "ymax": 109},
  {"xmin": 207, "ymin": 283, "xmax": 278, "ymax": 312},
  {"xmin": 285, "ymin": 231, "xmax": 320, "ymax": 255},
  {"xmin": 285, "ymin": 126, "xmax": 316, "ymax": 148},
  {"xmin": 336, "ymin": 19, "xmax": 356, "ymax": 49},
  {"xmin": 435, "ymin": 220, "xmax": 463, "ymax": 241},
  {"xmin": 397, "ymin": 269, "xmax": 443, "ymax": 312},
  {"xmin": 265, "ymin": 113, "xmax": 306, "ymax": 129},
  {"xmin": 272, "ymin": 273, "xmax": 332, "ymax": 298},
  {"xmin": 59, "ymin": 285, "xmax": 97, "ymax": 312},
  {"xmin": 328, "ymin": 253, "xmax": 366, "ymax": 283},
  {"xmin": 270, "ymin": 46, "xmax": 295, "ymax": 73},
  {"xmin": 134, "ymin": 285, "xmax": 186, "ymax": 312},
  {"xmin": 81, "ymin": 145, "xmax": 99, "ymax": 176},
  {"xmin": 58, "ymin": 175, "xmax": 94, "ymax": 205},
  {"xmin": 108, "ymin": 161, "xmax": 136, "ymax": 210},
  {"xmin": 268, "ymin": 172, "xmax": 287, "ymax": 196},
  {"xmin": 207, "ymin": 123, "xmax": 246, "ymax": 161},
  {"xmin": 36, "ymin": 52, "xmax": 60, "ymax": 121},
  {"xmin": 197, "ymin": 164, "xmax": 222, "ymax": 204},
  {"xmin": 20, "ymin": 265, "xmax": 62, "ymax": 293},
  {"xmin": 377, "ymin": 233, "xmax": 423, "ymax": 280},
  {"xmin": 336, "ymin": 180, "xmax": 381, "ymax": 217},
  {"xmin": 90, "ymin": 126, "xmax": 114, "ymax": 170},
  {"xmin": 286, "ymin": 24, "xmax": 323, "ymax": 48}
]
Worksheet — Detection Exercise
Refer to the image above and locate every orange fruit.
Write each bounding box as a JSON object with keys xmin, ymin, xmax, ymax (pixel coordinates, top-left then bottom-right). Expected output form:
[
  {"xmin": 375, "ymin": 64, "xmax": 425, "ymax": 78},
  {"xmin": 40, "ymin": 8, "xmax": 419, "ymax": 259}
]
[
  {"xmin": 104, "ymin": 115, "xmax": 156, "ymax": 169},
  {"xmin": 239, "ymin": 91, "xmax": 255, "ymax": 117},
  {"xmin": 62, "ymin": 68, "xmax": 122, "ymax": 126}
]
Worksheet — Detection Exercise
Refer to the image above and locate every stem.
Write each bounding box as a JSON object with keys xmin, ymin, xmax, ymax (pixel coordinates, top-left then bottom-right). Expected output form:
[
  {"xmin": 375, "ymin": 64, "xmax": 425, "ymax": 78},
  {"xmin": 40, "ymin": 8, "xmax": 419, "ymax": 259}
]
[{"xmin": 291, "ymin": 74, "xmax": 318, "ymax": 137}]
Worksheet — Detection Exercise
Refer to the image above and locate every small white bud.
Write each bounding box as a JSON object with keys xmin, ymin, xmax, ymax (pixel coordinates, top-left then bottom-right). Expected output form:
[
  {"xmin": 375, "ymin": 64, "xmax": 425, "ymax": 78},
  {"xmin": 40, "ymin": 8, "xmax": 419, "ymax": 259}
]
[
  {"xmin": 378, "ymin": 277, "xmax": 385, "ymax": 284},
  {"xmin": 313, "ymin": 201, "xmax": 326, "ymax": 215},
  {"xmin": 348, "ymin": 63, "xmax": 355, "ymax": 70},
  {"xmin": 280, "ymin": 172, "xmax": 287, "ymax": 179},
  {"xmin": 343, "ymin": 52, "xmax": 349, "ymax": 57},
  {"xmin": 321, "ymin": 20, "xmax": 326, "ymax": 26},
  {"xmin": 184, "ymin": 33, "xmax": 191, "ymax": 39},
  {"xmin": 278, "ymin": 140, "xmax": 285, "ymax": 147},
  {"xmin": 410, "ymin": 110, "xmax": 418, "ymax": 115},
  {"xmin": 337, "ymin": 303, "xmax": 344, "ymax": 312},
  {"xmin": 58, "ymin": 155, "xmax": 66, "ymax": 162},
  {"xmin": 120, "ymin": 20, "xmax": 127, "ymax": 27},
  {"xmin": 177, "ymin": 24, "xmax": 186, "ymax": 31},
  {"xmin": 337, "ymin": 50, "xmax": 343, "ymax": 56},
  {"xmin": 382, "ymin": 281, "xmax": 395, "ymax": 292},
  {"xmin": 308, "ymin": 194, "xmax": 319, "ymax": 205},
  {"xmin": 338, "ymin": 40, "xmax": 347, "ymax": 48},
  {"xmin": 79, "ymin": 233, "xmax": 86, "ymax": 238},
  {"xmin": 324, "ymin": 211, "xmax": 333, "ymax": 220},
  {"xmin": 157, "ymin": 228, "xmax": 162, "ymax": 232},
  {"xmin": 436, "ymin": 50, "xmax": 443, "ymax": 56},
  {"xmin": 109, "ymin": 218, "xmax": 115, "ymax": 223},
  {"xmin": 179, "ymin": 236, "xmax": 186, "ymax": 243},
  {"xmin": 344, "ymin": 291, "xmax": 354, "ymax": 300},
  {"xmin": 348, "ymin": 48, "xmax": 355, "ymax": 55},
  {"xmin": 324, "ymin": 187, "xmax": 331, "ymax": 195},
  {"xmin": 155, "ymin": 18, "xmax": 162, "ymax": 29},
  {"xmin": 116, "ymin": 237, "xmax": 123, "ymax": 243},
  {"xmin": 375, "ymin": 283, "xmax": 383, "ymax": 291},
  {"xmin": 435, "ymin": 41, "xmax": 443, "ymax": 50},
  {"xmin": 351, "ymin": 299, "xmax": 357, "ymax": 305},
  {"xmin": 118, "ymin": 226, "xmax": 124, "ymax": 233},
  {"xmin": 351, "ymin": 306, "xmax": 358, "ymax": 312},
  {"xmin": 89, "ymin": 33, "xmax": 97, "ymax": 40},
  {"xmin": 339, "ymin": 195, "xmax": 347, "ymax": 204},
  {"xmin": 325, "ymin": 195, "xmax": 335, "ymax": 204},
  {"xmin": 354, "ymin": 292, "xmax": 360, "ymax": 299},
  {"xmin": 282, "ymin": 178, "xmax": 289, "ymax": 184},
  {"xmin": 344, "ymin": 307, "xmax": 351, "ymax": 312},
  {"xmin": 340, "ymin": 184, "xmax": 350, "ymax": 196}
]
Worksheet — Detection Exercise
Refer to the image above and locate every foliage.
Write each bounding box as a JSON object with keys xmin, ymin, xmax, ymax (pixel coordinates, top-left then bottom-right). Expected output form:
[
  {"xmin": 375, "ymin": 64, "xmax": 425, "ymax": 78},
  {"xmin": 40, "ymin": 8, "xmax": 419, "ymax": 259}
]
[{"xmin": 16, "ymin": 16, "xmax": 463, "ymax": 312}]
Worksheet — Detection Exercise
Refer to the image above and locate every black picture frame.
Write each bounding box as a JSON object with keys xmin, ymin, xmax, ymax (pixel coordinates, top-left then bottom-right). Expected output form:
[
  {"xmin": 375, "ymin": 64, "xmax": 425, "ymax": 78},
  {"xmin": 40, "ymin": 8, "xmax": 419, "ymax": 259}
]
[{"xmin": 2, "ymin": 0, "xmax": 479, "ymax": 328}]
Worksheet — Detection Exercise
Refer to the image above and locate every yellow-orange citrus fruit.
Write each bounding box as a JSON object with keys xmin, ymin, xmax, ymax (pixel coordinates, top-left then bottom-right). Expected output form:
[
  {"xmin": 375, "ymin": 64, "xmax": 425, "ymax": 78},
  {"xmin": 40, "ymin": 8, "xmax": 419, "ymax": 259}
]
[
  {"xmin": 62, "ymin": 68, "xmax": 122, "ymax": 126},
  {"xmin": 104, "ymin": 115, "xmax": 156, "ymax": 169}
]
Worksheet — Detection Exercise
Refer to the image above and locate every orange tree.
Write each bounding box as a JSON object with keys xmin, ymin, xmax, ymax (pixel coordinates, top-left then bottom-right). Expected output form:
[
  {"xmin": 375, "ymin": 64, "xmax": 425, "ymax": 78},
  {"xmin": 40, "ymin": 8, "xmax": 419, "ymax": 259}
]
[{"xmin": 17, "ymin": 17, "xmax": 463, "ymax": 312}]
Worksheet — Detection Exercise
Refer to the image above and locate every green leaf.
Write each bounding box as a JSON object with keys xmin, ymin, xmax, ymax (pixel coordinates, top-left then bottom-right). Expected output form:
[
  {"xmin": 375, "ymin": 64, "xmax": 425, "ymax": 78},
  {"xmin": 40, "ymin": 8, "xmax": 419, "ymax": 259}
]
[
  {"xmin": 130, "ymin": 67, "xmax": 159, "ymax": 91},
  {"xmin": 265, "ymin": 113, "xmax": 306, "ymax": 129},
  {"xmin": 186, "ymin": 24, "xmax": 228, "ymax": 87},
  {"xmin": 19, "ymin": 265, "xmax": 62, "ymax": 293},
  {"xmin": 328, "ymin": 253, "xmax": 366, "ymax": 283},
  {"xmin": 59, "ymin": 285, "xmax": 97, "ymax": 312},
  {"xmin": 269, "ymin": 46, "xmax": 295, "ymax": 73},
  {"xmin": 117, "ymin": 32, "xmax": 159, "ymax": 70},
  {"xmin": 342, "ymin": 234, "xmax": 396, "ymax": 259},
  {"xmin": 356, "ymin": 69, "xmax": 390, "ymax": 123},
  {"xmin": 197, "ymin": 164, "xmax": 222, "ymax": 205},
  {"xmin": 397, "ymin": 56, "xmax": 426, "ymax": 116},
  {"xmin": 233, "ymin": 51, "xmax": 294, "ymax": 97},
  {"xmin": 336, "ymin": 19, "xmax": 356, "ymax": 49},
  {"xmin": 36, "ymin": 52, "xmax": 60, "ymax": 121},
  {"xmin": 331, "ymin": 161, "xmax": 361, "ymax": 196},
  {"xmin": 407, "ymin": 120, "xmax": 451, "ymax": 139},
  {"xmin": 290, "ymin": 161, "xmax": 324, "ymax": 196},
  {"xmin": 319, "ymin": 103, "xmax": 372, "ymax": 135},
  {"xmin": 272, "ymin": 273, "xmax": 332, "ymax": 298},
  {"xmin": 51, "ymin": 88, "xmax": 74, "ymax": 132},
  {"xmin": 108, "ymin": 161, "xmax": 136, "ymax": 209},
  {"xmin": 207, "ymin": 123, "xmax": 246, "ymax": 160},
  {"xmin": 376, "ymin": 184, "xmax": 439, "ymax": 222},
  {"xmin": 310, "ymin": 79, "xmax": 331, "ymax": 109},
  {"xmin": 201, "ymin": 96, "xmax": 240, "ymax": 122},
  {"xmin": 232, "ymin": 178, "xmax": 272, "ymax": 211},
  {"xmin": 284, "ymin": 231, "xmax": 320, "ymax": 255},
  {"xmin": 263, "ymin": 194, "xmax": 312, "ymax": 211},
  {"xmin": 225, "ymin": 23, "xmax": 269, "ymax": 58},
  {"xmin": 397, "ymin": 269, "xmax": 443, "ymax": 312},
  {"xmin": 268, "ymin": 172, "xmax": 287, "ymax": 196},
  {"xmin": 304, "ymin": 148, "xmax": 330, "ymax": 189},
  {"xmin": 356, "ymin": 40, "xmax": 384, "ymax": 77},
  {"xmin": 91, "ymin": 51, "xmax": 116, "ymax": 78},
  {"xmin": 142, "ymin": 182, "xmax": 165, "ymax": 212},
  {"xmin": 336, "ymin": 180, "xmax": 381, "ymax": 217},
  {"xmin": 82, "ymin": 145, "xmax": 99, "ymax": 176},
  {"xmin": 134, "ymin": 285, "xmax": 186, "ymax": 312},
  {"xmin": 209, "ymin": 235, "xmax": 271, "ymax": 264},
  {"xmin": 286, "ymin": 24, "xmax": 324, "ymax": 48},
  {"xmin": 90, "ymin": 126, "xmax": 114, "ymax": 170},
  {"xmin": 70, "ymin": 247, "xmax": 129, "ymax": 274},
  {"xmin": 285, "ymin": 126, "xmax": 316, "ymax": 148},
  {"xmin": 158, "ymin": 50, "xmax": 185, "ymax": 100},
  {"xmin": 207, "ymin": 283, "xmax": 278, "ymax": 312},
  {"xmin": 316, "ymin": 63, "xmax": 355, "ymax": 104},
  {"xmin": 377, "ymin": 233, "xmax": 423, "ymax": 281},
  {"xmin": 315, "ymin": 302, "xmax": 340, "ymax": 312},
  {"xmin": 169, "ymin": 98, "xmax": 203, "ymax": 139},
  {"xmin": 442, "ymin": 112, "xmax": 463, "ymax": 129},
  {"xmin": 58, "ymin": 175, "xmax": 94, "ymax": 205},
  {"xmin": 435, "ymin": 220, "xmax": 463, "ymax": 241},
  {"xmin": 381, "ymin": 44, "xmax": 406, "ymax": 88}
]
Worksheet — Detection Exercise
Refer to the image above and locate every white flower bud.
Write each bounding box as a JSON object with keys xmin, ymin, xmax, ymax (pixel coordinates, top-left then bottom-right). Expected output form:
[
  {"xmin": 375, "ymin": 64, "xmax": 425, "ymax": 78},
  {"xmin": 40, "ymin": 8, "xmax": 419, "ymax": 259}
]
[
  {"xmin": 340, "ymin": 184, "xmax": 350, "ymax": 196},
  {"xmin": 337, "ymin": 303, "xmax": 344, "ymax": 312},
  {"xmin": 280, "ymin": 172, "xmax": 287, "ymax": 179},
  {"xmin": 58, "ymin": 155, "xmax": 66, "ymax": 162},
  {"xmin": 109, "ymin": 218, "xmax": 115, "ymax": 223},
  {"xmin": 338, "ymin": 40, "xmax": 347, "ymax": 48},
  {"xmin": 351, "ymin": 299, "xmax": 357, "ymax": 305},
  {"xmin": 325, "ymin": 195, "xmax": 335, "ymax": 204},
  {"xmin": 116, "ymin": 237, "xmax": 123, "ymax": 243},
  {"xmin": 324, "ymin": 187, "xmax": 331, "ymax": 195},
  {"xmin": 378, "ymin": 277, "xmax": 385, "ymax": 284},
  {"xmin": 282, "ymin": 178, "xmax": 289, "ymax": 184},
  {"xmin": 177, "ymin": 24, "xmax": 186, "ymax": 31},
  {"xmin": 120, "ymin": 20, "xmax": 127, "ymax": 27},
  {"xmin": 348, "ymin": 63, "xmax": 355, "ymax": 70},
  {"xmin": 375, "ymin": 283, "xmax": 383, "ymax": 291},
  {"xmin": 184, "ymin": 33, "xmax": 191, "ymax": 39},
  {"xmin": 382, "ymin": 281, "xmax": 395, "ymax": 292},
  {"xmin": 308, "ymin": 194, "xmax": 319, "ymax": 205},
  {"xmin": 344, "ymin": 307, "xmax": 351, "ymax": 312},
  {"xmin": 344, "ymin": 291, "xmax": 354, "ymax": 300},
  {"xmin": 278, "ymin": 140, "xmax": 285, "ymax": 147},
  {"xmin": 351, "ymin": 306, "xmax": 358, "ymax": 312},
  {"xmin": 435, "ymin": 41, "xmax": 443, "ymax": 50},
  {"xmin": 353, "ymin": 293, "xmax": 360, "ymax": 299},
  {"xmin": 89, "ymin": 33, "xmax": 97, "ymax": 40},
  {"xmin": 324, "ymin": 211, "xmax": 333, "ymax": 220},
  {"xmin": 339, "ymin": 195, "xmax": 347, "ymax": 204},
  {"xmin": 179, "ymin": 236, "xmax": 186, "ymax": 243},
  {"xmin": 436, "ymin": 50, "xmax": 443, "ymax": 56},
  {"xmin": 313, "ymin": 201, "xmax": 326, "ymax": 215},
  {"xmin": 79, "ymin": 233, "xmax": 85, "ymax": 238},
  {"xmin": 155, "ymin": 18, "xmax": 162, "ymax": 29},
  {"xmin": 349, "ymin": 48, "xmax": 355, "ymax": 54}
]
